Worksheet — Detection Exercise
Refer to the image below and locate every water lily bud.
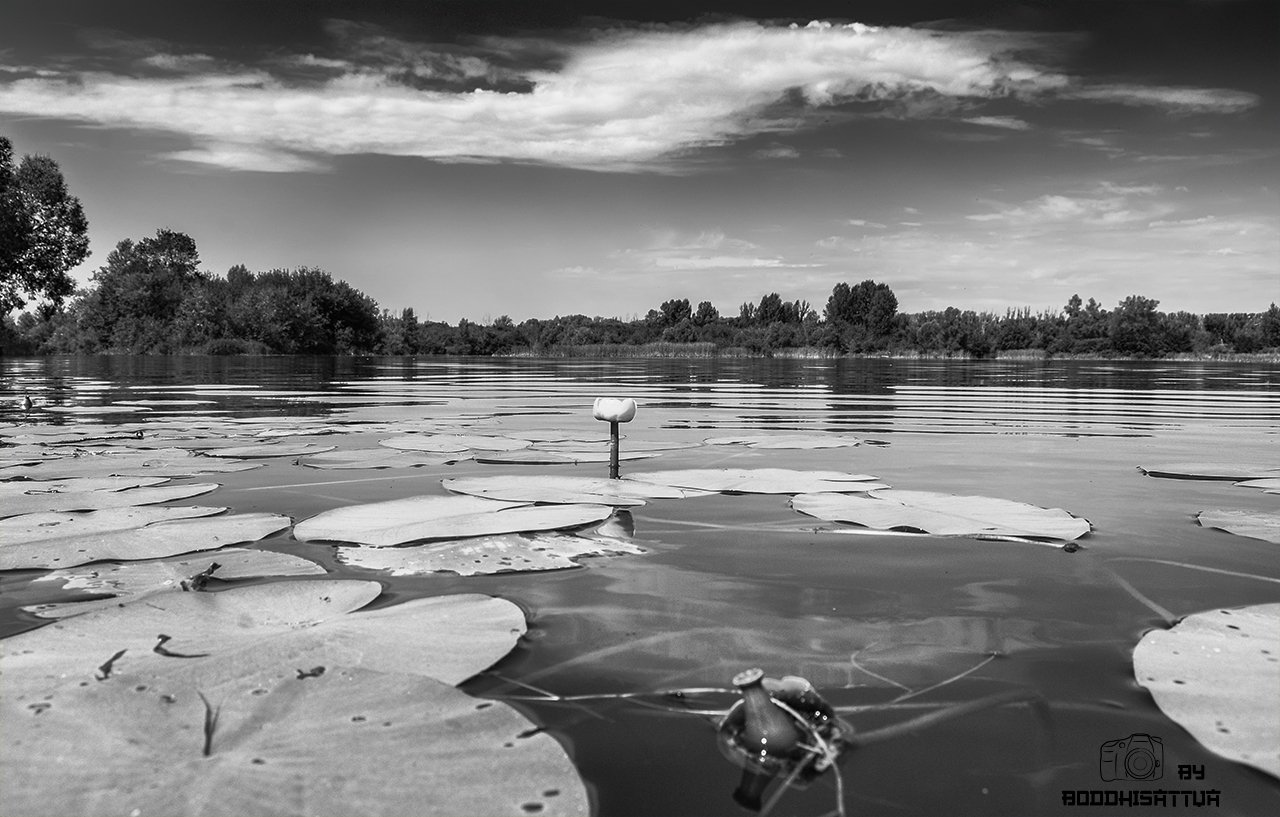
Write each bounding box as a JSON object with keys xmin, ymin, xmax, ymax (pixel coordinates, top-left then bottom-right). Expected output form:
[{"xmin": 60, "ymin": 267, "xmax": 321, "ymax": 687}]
[{"xmin": 593, "ymin": 397, "xmax": 637, "ymax": 423}]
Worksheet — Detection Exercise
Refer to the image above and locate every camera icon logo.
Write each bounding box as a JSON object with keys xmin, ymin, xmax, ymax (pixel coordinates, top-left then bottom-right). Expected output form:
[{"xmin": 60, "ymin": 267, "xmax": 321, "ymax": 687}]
[{"xmin": 1099, "ymin": 733, "xmax": 1164, "ymax": 781}]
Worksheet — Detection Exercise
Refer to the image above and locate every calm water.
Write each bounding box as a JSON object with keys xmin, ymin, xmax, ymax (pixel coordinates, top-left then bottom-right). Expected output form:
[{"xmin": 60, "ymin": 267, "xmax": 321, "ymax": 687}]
[{"xmin": 2, "ymin": 355, "xmax": 1279, "ymax": 816}]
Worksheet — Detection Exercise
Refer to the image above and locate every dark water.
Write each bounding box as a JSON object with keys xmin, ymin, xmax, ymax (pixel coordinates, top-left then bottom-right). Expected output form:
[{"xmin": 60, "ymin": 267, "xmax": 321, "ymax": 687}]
[{"xmin": 2, "ymin": 355, "xmax": 1279, "ymax": 816}]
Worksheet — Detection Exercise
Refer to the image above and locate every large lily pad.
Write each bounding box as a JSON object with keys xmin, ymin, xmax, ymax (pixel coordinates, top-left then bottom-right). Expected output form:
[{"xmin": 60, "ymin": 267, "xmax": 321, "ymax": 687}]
[
  {"xmin": 443, "ymin": 475, "xmax": 709, "ymax": 507},
  {"xmin": 0, "ymin": 481, "xmax": 219, "ymax": 519},
  {"xmin": 0, "ymin": 510, "xmax": 286, "ymax": 571},
  {"xmin": 300, "ymin": 448, "xmax": 469, "ymax": 470},
  {"xmin": 1, "ymin": 666, "xmax": 587, "ymax": 817},
  {"xmin": 201, "ymin": 442, "xmax": 337, "ymax": 458},
  {"xmin": 1234, "ymin": 478, "xmax": 1280, "ymax": 495},
  {"xmin": 474, "ymin": 449, "xmax": 658, "ymax": 465},
  {"xmin": 1197, "ymin": 509, "xmax": 1280, "ymax": 544},
  {"xmin": 0, "ymin": 450, "xmax": 262, "ymax": 479},
  {"xmin": 1139, "ymin": 463, "xmax": 1280, "ymax": 481},
  {"xmin": 0, "ymin": 475, "xmax": 168, "ymax": 493},
  {"xmin": 381, "ymin": 434, "xmax": 531, "ymax": 453},
  {"xmin": 791, "ymin": 490, "xmax": 1091, "ymax": 541},
  {"xmin": 625, "ymin": 468, "xmax": 886, "ymax": 494},
  {"xmin": 337, "ymin": 531, "xmax": 645, "ymax": 576},
  {"xmin": 23, "ymin": 548, "xmax": 327, "ymax": 618},
  {"xmin": 295, "ymin": 495, "xmax": 615, "ymax": 547},
  {"xmin": 1134, "ymin": 604, "xmax": 1280, "ymax": 779},
  {"xmin": 0, "ymin": 581, "xmax": 525, "ymax": 694}
]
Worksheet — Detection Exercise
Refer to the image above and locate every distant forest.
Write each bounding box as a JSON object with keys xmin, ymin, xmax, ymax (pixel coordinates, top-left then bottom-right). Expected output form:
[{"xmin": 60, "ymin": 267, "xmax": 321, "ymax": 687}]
[
  {"xmin": 3, "ymin": 226, "xmax": 1277, "ymax": 359},
  {"xmin": 2, "ymin": 139, "xmax": 1277, "ymax": 359}
]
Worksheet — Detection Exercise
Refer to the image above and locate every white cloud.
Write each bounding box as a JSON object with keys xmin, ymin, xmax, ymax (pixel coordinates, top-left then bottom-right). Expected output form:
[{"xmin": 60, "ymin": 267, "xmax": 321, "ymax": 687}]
[{"xmin": 0, "ymin": 19, "xmax": 1260, "ymax": 173}]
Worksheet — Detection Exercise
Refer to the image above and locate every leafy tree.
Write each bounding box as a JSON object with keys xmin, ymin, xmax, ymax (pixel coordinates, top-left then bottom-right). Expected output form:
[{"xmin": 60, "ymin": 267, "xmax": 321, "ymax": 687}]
[
  {"xmin": 0, "ymin": 138, "xmax": 90, "ymax": 312},
  {"xmin": 692, "ymin": 300, "xmax": 719, "ymax": 326},
  {"xmin": 1110, "ymin": 295, "xmax": 1162, "ymax": 356},
  {"xmin": 756, "ymin": 292, "xmax": 787, "ymax": 325},
  {"xmin": 658, "ymin": 298, "xmax": 692, "ymax": 327}
]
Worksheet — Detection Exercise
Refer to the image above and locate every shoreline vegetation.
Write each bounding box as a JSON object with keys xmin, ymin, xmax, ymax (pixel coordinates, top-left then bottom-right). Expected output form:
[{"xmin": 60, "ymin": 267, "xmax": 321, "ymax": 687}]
[{"xmin": 3, "ymin": 226, "xmax": 1279, "ymax": 362}]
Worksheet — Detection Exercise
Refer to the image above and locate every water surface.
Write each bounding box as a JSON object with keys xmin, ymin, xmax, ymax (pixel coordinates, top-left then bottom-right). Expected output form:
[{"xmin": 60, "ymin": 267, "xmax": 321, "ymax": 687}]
[{"xmin": 2, "ymin": 356, "xmax": 1278, "ymax": 816}]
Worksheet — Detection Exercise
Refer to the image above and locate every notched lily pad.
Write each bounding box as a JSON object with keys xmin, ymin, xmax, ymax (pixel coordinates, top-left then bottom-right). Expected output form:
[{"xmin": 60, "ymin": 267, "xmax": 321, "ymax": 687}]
[
  {"xmin": 1139, "ymin": 463, "xmax": 1280, "ymax": 481},
  {"xmin": 625, "ymin": 468, "xmax": 886, "ymax": 495},
  {"xmin": 0, "ymin": 581, "xmax": 527, "ymax": 694},
  {"xmin": 380, "ymin": 435, "xmax": 531, "ymax": 454},
  {"xmin": 300, "ymin": 448, "xmax": 469, "ymax": 470},
  {"xmin": 0, "ymin": 481, "xmax": 220, "ymax": 519},
  {"xmin": 1134, "ymin": 604, "xmax": 1280, "ymax": 779},
  {"xmin": 1234, "ymin": 478, "xmax": 1280, "ymax": 495},
  {"xmin": 443, "ymin": 475, "xmax": 709, "ymax": 507},
  {"xmin": 1197, "ymin": 510, "xmax": 1280, "ymax": 544},
  {"xmin": 0, "ymin": 666, "xmax": 588, "ymax": 817},
  {"xmin": 0, "ymin": 450, "xmax": 262, "ymax": 479},
  {"xmin": 0, "ymin": 510, "xmax": 286, "ymax": 571},
  {"xmin": 294, "ymin": 495, "xmax": 615, "ymax": 547},
  {"xmin": 474, "ymin": 449, "xmax": 658, "ymax": 465},
  {"xmin": 23, "ymin": 548, "xmax": 326, "ymax": 618},
  {"xmin": 201, "ymin": 442, "xmax": 337, "ymax": 458},
  {"xmin": 792, "ymin": 490, "xmax": 1091, "ymax": 542},
  {"xmin": 336, "ymin": 531, "xmax": 646, "ymax": 576}
]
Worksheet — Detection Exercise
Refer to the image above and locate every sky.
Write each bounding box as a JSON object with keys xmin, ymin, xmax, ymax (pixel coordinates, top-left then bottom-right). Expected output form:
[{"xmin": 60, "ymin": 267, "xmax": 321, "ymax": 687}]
[{"xmin": 1, "ymin": 0, "xmax": 1276, "ymax": 322}]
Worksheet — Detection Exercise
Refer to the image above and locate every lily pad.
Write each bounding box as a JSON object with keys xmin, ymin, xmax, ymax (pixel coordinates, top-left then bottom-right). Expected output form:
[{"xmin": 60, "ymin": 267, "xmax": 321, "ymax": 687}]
[
  {"xmin": 0, "ymin": 451, "xmax": 262, "ymax": 479},
  {"xmin": 336, "ymin": 531, "xmax": 646, "ymax": 576},
  {"xmin": 201, "ymin": 442, "xmax": 337, "ymax": 458},
  {"xmin": 0, "ymin": 475, "xmax": 168, "ymax": 493},
  {"xmin": 23, "ymin": 548, "xmax": 327, "ymax": 618},
  {"xmin": 0, "ymin": 482, "xmax": 220, "ymax": 519},
  {"xmin": 299, "ymin": 448, "xmax": 470, "ymax": 469},
  {"xmin": 0, "ymin": 666, "xmax": 587, "ymax": 817},
  {"xmin": 1197, "ymin": 509, "xmax": 1280, "ymax": 544},
  {"xmin": 380, "ymin": 434, "xmax": 532, "ymax": 453},
  {"xmin": 791, "ymin": 490, "xmax": 1091, "ymax": 541},
  {"xmin": 704, "ymin": 434, "xmax": 862, "ymax": 449},
  {"xmin": 294, "ymin": 495, "xmax": 615, "ymax": 546},
  {"xmin": 474, "ymin": 449, "xmax": 659, "ymax": 465},
  {"xmin": 443, "ymin": 475, "xmax": 708, "ymax": 507},
  {"xmin": 1234, "ymin": 478, "xmax": 1280, "ymax": 495},
  {"xmin": 0, "ymin": 511, "xmax": 286, "ymax": 571},
  {"xmin": 625, "ymin": 468, "xmax": 886, "ymax": 494},
  {"xmin": 0, "ymin": 581, "xmax": 525, "ymax": 693},
  {"xmin": 1134, "ymin": 604, "xmax": 1280, "ymax": 779},
  {"xmin": 1139, "ymin": 463, "xmax": 1280, "ymax": 481}
]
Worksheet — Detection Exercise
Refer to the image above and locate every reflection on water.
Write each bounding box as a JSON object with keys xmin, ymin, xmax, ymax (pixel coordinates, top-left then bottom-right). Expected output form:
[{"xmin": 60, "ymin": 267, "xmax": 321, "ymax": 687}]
[{"xmin": 2, "ymin": 355, "xmax": 1279, "ymax": 816}]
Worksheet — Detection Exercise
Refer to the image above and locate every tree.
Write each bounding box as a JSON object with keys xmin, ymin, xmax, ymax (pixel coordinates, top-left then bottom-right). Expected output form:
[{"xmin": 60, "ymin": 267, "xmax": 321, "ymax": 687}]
[
  {"xmin": 692, "ymin": 300, "xmax": 719, "ymax": 326},
  {"xmin": 1110, "ymin": 295, "xmax": 1162, "ymax": 356},
  {"xmin": 825, "ymin": 280, "xmax": 898, "ymax": 346},
  {"xmin": 0, "ymin": 138, "xmax": 90, "ymax": 312}
]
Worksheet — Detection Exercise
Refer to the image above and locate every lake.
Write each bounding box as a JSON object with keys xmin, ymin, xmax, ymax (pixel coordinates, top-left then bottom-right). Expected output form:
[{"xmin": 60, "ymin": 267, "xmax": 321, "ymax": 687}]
[{"xmin": 2, "ymin": 355, "xmax": 1278, "ymax": 816}]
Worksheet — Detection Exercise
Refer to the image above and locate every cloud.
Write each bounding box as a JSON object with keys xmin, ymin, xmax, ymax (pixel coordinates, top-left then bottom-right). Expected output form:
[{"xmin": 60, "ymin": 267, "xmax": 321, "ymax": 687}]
[
  {"xmin": 966, "ymin": 184, "xmax": 1172, "ymax": 227},
  {"xmin": 1061, "ymin": 84, "xmax": 1259, "ymax": 114},
  {"xmin": 0, "ymin": 18, "xmax": 1260, "ymax": 172}
]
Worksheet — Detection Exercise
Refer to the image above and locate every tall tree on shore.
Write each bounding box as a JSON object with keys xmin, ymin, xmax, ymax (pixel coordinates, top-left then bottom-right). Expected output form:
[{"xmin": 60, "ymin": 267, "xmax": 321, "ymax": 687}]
[{"xmin": 0, "ymin": 137, "xmax": 90, "ymax": 313}]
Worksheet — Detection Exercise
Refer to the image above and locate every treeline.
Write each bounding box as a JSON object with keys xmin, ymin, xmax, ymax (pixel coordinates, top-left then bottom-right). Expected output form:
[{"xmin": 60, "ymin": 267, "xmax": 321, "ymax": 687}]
[{"xmin": 3, "ymin": 227, "xmax": 1277, "ymax": 358}]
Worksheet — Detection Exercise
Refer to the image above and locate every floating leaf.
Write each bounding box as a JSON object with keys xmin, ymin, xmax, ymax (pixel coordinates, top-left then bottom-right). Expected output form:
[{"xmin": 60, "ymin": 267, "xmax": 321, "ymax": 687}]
[
  {"xmin": 0, "ymin": 451, "xmax": 262, "ymax": 479},
  {"xmin": 337, "ymin": 531, "xmax": 645, "ymax": 576},
  {"xmin": 625, "ymin": 467, "xmax": 885, "ymax": 494},
  {"xmin": 0, "ymin": 666, "xmax": 587, "ymax": 817},
  {"xmin": 299, "ymin": 447, "xmax": 470, "ymax": 469},
  {"xmin": 1234, "ymin": 478, "xmax": 1280, "ymax": 495},
  {"xmin": 201, "ymin": 442, "xmax": 337, "ymax": 458},
  {"xmin": 295, "ymin": 495, "xmax": 614, "ymax": 546},
  {"xmin": 380, "ymin": 434, "xmax": 532, "ymax": 453},
  {"xmin": 0, "ymin": 582, "xmax": 525, "ymax": 693},
  {"xmin": 0, "ymin": 482, "xmax": 219, "ymax": 519},
  {"xmin": 0, "ymin": 511, "xmax": 286, "ymax": 571},
  {"xmin": 0, "ymin": 475, "xmax": 168, "ymax": 494},
  {"xmin": 443, "ymin": 475, "xmax": 708, "ymax": 507},
  {"xmin": 791, "ymin": 490, "xmax": 1090, "ymax": 541},
  {"xmin": 704, "ymin": 434, "xmax": 862, "ymax": 449},
  {"xmin": 1197, "ymin": 509, "xmax": 1280, "ymax": 544},
  {"xmin": 1139, "ymin": 463, "xmax": 1280, "ymax": 481},
  {"xmin": 1134, "ymin": 604, "xmax": 1280, "ymax": 779},
  {"xmin": 474, "ymin": 449, "xmax": 658, "ymax": 465},
  {"xmin": 24, "ymin": 548, "xmax": 327, "ymax": 618}
]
